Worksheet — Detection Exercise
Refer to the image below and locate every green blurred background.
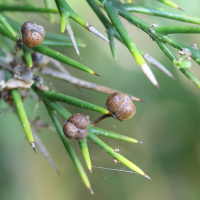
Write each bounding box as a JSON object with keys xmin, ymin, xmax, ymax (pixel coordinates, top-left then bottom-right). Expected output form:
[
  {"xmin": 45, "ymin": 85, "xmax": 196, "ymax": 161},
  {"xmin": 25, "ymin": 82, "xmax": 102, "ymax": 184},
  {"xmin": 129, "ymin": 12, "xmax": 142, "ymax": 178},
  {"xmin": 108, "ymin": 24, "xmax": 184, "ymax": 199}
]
[{"xmin": 1, "ymin": 0, "xmax": 200, "ymax": 200}]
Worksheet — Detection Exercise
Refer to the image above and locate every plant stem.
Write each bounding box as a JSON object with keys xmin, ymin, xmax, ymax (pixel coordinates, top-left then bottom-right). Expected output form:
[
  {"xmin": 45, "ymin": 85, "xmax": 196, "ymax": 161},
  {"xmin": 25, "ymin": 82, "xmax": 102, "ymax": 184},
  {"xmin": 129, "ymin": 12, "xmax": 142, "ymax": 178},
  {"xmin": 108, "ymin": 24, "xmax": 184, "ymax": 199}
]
[
  {"xmin": 0, "ymin": 5, "xmax": 58, "ymax": 13},
  {"xmin": 156, "ymin": 26, "xmax": 200, "ymax": 35},
  {"xmin": 156, "ymin": 41, "xmax": 200, "ymax": 88},
  {"xmin": 90, "ymin": 114, "xmax": 112, "ymax": 126},
  {"xmin": 124, "ymin": 4, "xmax": 200, "ymax": 25}
]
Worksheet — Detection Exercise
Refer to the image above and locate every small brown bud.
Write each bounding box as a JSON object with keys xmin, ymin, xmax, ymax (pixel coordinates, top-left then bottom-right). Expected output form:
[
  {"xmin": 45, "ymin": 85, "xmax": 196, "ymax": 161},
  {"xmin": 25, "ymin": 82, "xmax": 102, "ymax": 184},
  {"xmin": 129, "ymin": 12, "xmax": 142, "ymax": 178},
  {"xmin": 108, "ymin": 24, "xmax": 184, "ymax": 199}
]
[
  {"xmin": 63, "ymin": 122, "xmax": 78, "ymax": 139},
  {"xmin": 67, "ymin": 113, "xmax": 89, "ymax": 130},
  {"xmin": 106, "ymin": 92, "xmax": 136, "ymax": 121},
  {"xmin": 63, "ymin": 113, "xmax": 89, "ymax": 140},
  {"xmin": 20, "ymin": 21, "xmax": 45, "ymax": 48}
]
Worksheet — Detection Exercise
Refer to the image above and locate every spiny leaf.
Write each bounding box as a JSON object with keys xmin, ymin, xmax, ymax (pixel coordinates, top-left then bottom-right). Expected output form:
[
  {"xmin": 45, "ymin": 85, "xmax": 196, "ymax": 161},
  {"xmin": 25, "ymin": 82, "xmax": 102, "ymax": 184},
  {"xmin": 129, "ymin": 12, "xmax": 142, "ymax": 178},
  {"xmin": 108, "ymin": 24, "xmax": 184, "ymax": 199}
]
[
  {"xmin": 33, "ymin": 45, "xmax": 99, "ymax": 76},
  {"xmin": 44, "ymin": 0, "xmax": 55, "ymax": 24},
  {"xmin": 0, "ymin": 13, "xmax": 17, "ymax": 38},
  {"xmin": 90, "ymin": 126, "xmax": 141, "ymax": 143},
  {"xmin": 157, "ymin": 0, "xmax": 184, "ymax": 11},
  {"xmin": 124, "ymin": 4, "xmax": 200, "ymax": 25},
  {"xmin": 0, "ymin": 25, "xmax": 16, "ymax": 40},
  {"xmin": 32, "ymin": 83, "xmax": 110, "ymax": 115},
  {"xmin": 79, "ymin": 139, "xmax": 92, "ymax": 173},
  {"xmin": 0, "ymin": 5, "xmax": 58, "ymax": 13},
  {"xmin": 4, "ymin": 70, "xmax": 35, "ymax": 152},
  {"xmin": 87, "ymin": 129, "xmax": 150, "ymax": 179},
  {"xmin": 126, "ymin": 0, "xmax": 132, "ymax": 3}
]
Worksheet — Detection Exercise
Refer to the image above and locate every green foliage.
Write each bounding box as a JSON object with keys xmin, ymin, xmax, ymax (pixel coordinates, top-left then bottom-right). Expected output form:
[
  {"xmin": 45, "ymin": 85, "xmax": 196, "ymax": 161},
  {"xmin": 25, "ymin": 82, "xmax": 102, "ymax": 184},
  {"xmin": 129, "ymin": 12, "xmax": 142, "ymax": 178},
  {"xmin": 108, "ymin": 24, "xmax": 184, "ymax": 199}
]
[{"xmin": 0, "ymin": 0, "xmax": 200, "ymax": 195}]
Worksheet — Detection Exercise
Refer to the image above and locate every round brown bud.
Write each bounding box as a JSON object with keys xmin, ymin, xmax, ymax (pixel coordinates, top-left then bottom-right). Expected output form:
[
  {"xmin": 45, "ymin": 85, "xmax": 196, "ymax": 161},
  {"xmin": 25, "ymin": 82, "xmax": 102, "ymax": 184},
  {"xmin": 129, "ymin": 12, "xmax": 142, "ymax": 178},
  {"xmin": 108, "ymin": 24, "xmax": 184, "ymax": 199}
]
[
  {"xmin": 106, "ymin": 92, "xmax": 136, "ymax": 121},
  {"xmin": 75, "ymin": 129, "xmax": 88, "ymax": 140},
  {"xmin": 63, "ymin": 122, "xmax": 78, "ymax": 139},
  {"xmin": 67, "ymin": 113, "xmax": 89, "ymax": 130},
  {"xmin": 20, "ymin": 21, "xmax": 45, "ymax": 48},
  {"xmin": 63, "ymin": 113, "xmax": 89, "ymax": 140},
  {"xmin": 20, "ymin": 21, "xmax": 35, "ymax": 35}
]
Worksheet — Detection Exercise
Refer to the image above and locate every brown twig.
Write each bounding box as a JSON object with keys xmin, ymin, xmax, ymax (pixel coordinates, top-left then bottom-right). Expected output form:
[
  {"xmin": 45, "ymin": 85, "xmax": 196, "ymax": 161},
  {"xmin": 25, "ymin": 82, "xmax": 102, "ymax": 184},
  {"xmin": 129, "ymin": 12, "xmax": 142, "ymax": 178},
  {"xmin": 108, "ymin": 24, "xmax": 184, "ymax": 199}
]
[{"xmin": 41, "ymin": 66, "xmax": 144, "ymax": 102}]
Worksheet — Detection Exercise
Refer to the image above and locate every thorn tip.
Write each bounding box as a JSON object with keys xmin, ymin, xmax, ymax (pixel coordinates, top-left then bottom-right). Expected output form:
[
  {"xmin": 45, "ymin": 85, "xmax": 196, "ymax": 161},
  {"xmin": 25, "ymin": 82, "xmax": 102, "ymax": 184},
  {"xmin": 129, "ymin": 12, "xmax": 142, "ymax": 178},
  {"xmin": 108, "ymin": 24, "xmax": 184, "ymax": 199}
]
[
  {"xmin": 172, "ymin": 75, "xmax": 176, "ymax": 80},
  {"xmin": 178, "ymin": 7, "xmax": 184, "ymax": 12},
  {"xmin": 156, "ymin": 84, "xmax": 161, "ymax": 90},
  {"xmin": 139, "ymin": 99, "xmax": 145, "ymax": 102},
  {"xmin": 144, "ymin": 174, "xmax": 151, "ymax": 179},
  {"xmin": 89, "ymin": 187, "xmax": 94, "ymax": 195},
  {"xmin": 94, "ymin": 72, "xmax": 100, "ymax": 77},
  {"xmin": 31, "ymin": 142, "xmax": 36, "ymax": 153},
  {"xmin": 141, "ymin": 63, "xmax": 159, "ymax": 88}
]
